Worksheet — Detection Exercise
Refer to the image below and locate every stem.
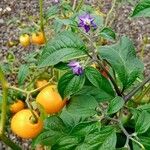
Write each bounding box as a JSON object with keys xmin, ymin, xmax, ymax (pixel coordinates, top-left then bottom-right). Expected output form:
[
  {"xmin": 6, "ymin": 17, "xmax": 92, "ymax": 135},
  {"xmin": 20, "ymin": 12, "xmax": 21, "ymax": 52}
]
[
  {"xmin": 124, "ymin": 76, "xmax": 150, "ymax": 102},
  {"xmin": 29, "ymin": 77, "xmax": 54, "ymax": 93},
  {"xmin": 39, "ymin": 0, "xmax": 46, "ymax": 41},
  {"xmin": 130, "ymin": 137, "xmax": 145, "ymax": 150},
  {"xmin": 9, "ymin": 86, "xmax": 27, "ymax": 94},
  {"xmin": 106, "ymin": 117, "xmax": 145, "ymax": 149},
  {"xmin": 0, "ymin": 134, "xmax": 21, "ymax": 150},
  {"xmin": 0, "ymin": 67, "xmax": 8, "ymax": 135},
  {"xmin": 105, "ymin": 0, "xmax": 116, "ymax": 27},
  {"xmin": 79, "ymin": 29, "xmax": 122, "ymax": 96},
  {"xmin": 75, "ymin": 0, "xmax": 84, "ymax": 12},
  {"xmin": 0, "ymin": 67, "xmax": 21, "ymax": 149},
  {"xmin": 72, "ymin": 0, "xmax": 77, "ymax": 11},
  {"xmin": 25, "ymin": 93, "xmax": 38, "ymax": 123},
  {"xmin": 96, "ymin": 58, "xmax": 122, "ymax": 96}
]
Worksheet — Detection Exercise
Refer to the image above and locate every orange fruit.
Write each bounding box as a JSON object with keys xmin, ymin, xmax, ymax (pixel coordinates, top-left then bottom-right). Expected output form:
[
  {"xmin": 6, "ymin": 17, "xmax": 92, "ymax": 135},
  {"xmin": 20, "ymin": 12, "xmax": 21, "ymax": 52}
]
[
  {"xmin": 36, "ymin": 79, "xmax": 48, "ymax": 90},
  {"xmin": 31, "ymin": 32, "xmax": 45, "ymax": 45},
  {"xmin": 11, "ymin": 109, "xmax": 43, "ymax": 139},
  {"xmin": 10, "ymin": 100, "xmax": 25, "ymax": 114},
  {"xmin": 36, "ymin": 85, "xmax": 66, "ymax": 114},
  {"xmin": 19, "ymin": 34, "xmax": 30, "ymax": 47}
]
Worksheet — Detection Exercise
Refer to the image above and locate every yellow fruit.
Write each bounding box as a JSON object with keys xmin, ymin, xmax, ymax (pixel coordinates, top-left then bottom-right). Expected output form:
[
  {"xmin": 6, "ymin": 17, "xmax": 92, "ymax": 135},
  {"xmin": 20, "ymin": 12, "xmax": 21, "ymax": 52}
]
[
  {"xmin": 31, "ymin": 32, "xmax": 45, "ymax": 45},
  {"xmin": 10, "ymin": 100, "xmax": 25, "ymax": 114},
  {"xmin": 36, "ymin": 85, "xmax": 66, "ymax": 114},
  {"xmin": 19, "ymin": 34, "xmax": 30, "ymax": 47},
  {"xmin": 36, "ymin": 80, "xmax": 48, "ymax": 90},
  {"xmin": 11, "ymin": 109, "xmax": 43, "ymax": 139}
]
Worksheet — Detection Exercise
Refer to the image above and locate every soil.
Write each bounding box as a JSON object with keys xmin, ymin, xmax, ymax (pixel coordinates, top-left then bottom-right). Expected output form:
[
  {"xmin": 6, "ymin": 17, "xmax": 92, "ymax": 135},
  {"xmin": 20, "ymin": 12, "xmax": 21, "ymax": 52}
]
[{"xmin": 0, "ymin": 0, "xmax": 149, "ymax": 149}]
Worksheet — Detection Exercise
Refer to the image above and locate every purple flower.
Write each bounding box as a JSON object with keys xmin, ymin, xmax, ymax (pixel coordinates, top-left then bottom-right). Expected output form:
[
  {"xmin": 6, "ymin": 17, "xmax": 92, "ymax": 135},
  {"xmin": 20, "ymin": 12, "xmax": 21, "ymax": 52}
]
[
  {"xmin": 68, "ymin": 61, "xmax": 84, "ymax": 75},
  {"xmin": 78, "ymin": 13, "xmax": 97, "ymax": 32}
]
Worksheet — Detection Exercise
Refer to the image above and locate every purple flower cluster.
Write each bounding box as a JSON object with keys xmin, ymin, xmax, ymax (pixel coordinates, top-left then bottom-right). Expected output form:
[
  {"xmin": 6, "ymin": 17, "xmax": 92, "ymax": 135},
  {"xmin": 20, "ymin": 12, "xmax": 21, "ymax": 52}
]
[
  {"xmin": 79, "ymin": 13, "xmax": 97, "ymax": 33},
  {"xmin": 68, "ymin": 61, "xmax": 84, "ymax": 75}
]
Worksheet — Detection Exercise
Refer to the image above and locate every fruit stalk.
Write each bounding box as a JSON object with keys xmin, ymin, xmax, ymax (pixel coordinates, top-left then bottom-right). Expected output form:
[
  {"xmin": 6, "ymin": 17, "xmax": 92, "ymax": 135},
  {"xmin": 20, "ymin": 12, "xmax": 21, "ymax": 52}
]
[
  {"xmin": 39, "ymin": 0, "xmax": 46, "ymax": 42},
  {"xmin": 72, "ymin": 0, "xmax": 77, "ymax": 10},
  {"xmin": 105, "ymin": 0, "xmax": 116, "ymax": 27},
  {"xmin": 75, "ymin": 0, "xmax": 84, "ymax": 12},
  {"xmin": 0, "ymin": 67, "xmax": 8, "ymax": 134}
]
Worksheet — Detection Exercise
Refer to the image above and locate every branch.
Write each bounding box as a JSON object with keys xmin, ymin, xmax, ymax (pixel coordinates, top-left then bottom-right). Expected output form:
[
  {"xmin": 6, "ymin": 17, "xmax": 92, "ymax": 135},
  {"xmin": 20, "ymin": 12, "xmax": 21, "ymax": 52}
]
[
  {"xmin": 39, "ymin": 0, "xmax": 46, "ymax": 42},
  {"xmin": 0, "ymin": 134, "xmax": 21, "ymax": 150},
  {"xmin": 79, "ymin": 30, "xmax": 122, "ymax": 96},
  {"xmin": 124, "ymin": 76, "xmax": 150, "ymax": 102},
  {"xmin": 72, "ymin": 0, "xmax": 77, "ymax": 10},
  {"xmin": 0, "ymin": 67, "xmax": 8, "ymax": 135},
  {"xmin": 105, "ymin": 0, "xmax": 116, "ymax": 27}
]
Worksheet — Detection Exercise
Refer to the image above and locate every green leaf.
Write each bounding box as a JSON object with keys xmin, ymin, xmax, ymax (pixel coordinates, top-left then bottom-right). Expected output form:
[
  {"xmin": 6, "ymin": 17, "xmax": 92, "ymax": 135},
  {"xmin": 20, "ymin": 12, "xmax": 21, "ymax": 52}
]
[
  {"xmin": 132, "ymin": 141, "xmax": 141, "ymax": 150},
  {"xmin": 38, "ymin": 31, "xmax": 87, "ymax": 67},
  {"xmin": 85, "ymin": 67, "xmax": 115, "ymax": 96},
  {"xmin": 71, "ymin": 121, "xmax": 101, "ymax": 137},
  {"xmin": 135, "ymin": 110, "xmax": 150, "ymax": 134},
  {"xmin": 33, "ymin": 116, "xmax": 67, "ymax": 146},
  {"xmin": 45, "ymin": 5, "xmax": 59, "ymax": 20},
  {"xmin": 107, "ymin": 96, "xmax": 125, "ymax": 114},
  {"xmin": 131, "ymin": 0, "xmax": 150, "ymax": 18},
  {"xmin": 60, "ymin": 110, "xmax": 84, "ymax": 130},
  {"xmin": 58, "ymin": 72, "xmax": 85, "ymax": 98},
  {"xmin": 100, "ymin": 27, "xmax": 116, "ymax": 41},
  {"xmin": 77, "ymin": 86, "xmax": 114, "ymax": 102},
  {"xmin": 138, "ymin": 136, "xmax": 150, "ymax": 149},
  {"xmin": 83, "ymin": 126, "xmax": 116, "ymax": 150},
  {"xmin": 44, "ymin": 116, "xmax": 66, "ymax": 131},
  {"xmin": 98, "ymin": 36, "xmax": 144, "ymax": 89},
  {"xmin": 52, "ymin": 136, "xmax": 79, "ymax": 150},
  {"xmin": 66, "ymin": 95, "xmax": 98, "ymax": 117},
  {"xmin": 17, "ymin": 64, "xmax": 29, "ymax": 86}
]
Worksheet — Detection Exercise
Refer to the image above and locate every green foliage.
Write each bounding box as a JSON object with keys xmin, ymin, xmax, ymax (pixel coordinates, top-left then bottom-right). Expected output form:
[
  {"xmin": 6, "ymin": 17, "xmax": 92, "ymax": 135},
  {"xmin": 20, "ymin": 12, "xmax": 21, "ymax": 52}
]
[
  {"xmin": 98, "ymin": 36, "xmax": 144, "ymax": 90},
  {"xmin": 85, "ymin": 66, "xmax": 115, "ymax": 96},
  {"xmin": 138, "ymin": 136, "xmax": 150, "ymax": 149},
  {"xmin": 99, "ymin": 27, "xmax": 116, "ymax": 41},
  {"xmin": 66, "ymin": 95, "xmax": 98, "ymax": 117},
  {"xmin": 77, "ymin": 86, "xmax": 114, "ymax": 102},
  {"xmin": 58, "ymin": 72, "xmax": 85, "ymax": 98},
  {"xmin": 45, "ymin": 5, "xmax": 59, "ymax": 20},
  {"xmin": 33, "ymin": 112, "xmax": 116, "ymax": 150},
  {"xmin": 107, "ymin": 96, "xmax": 124, "ymax": 114},
  {"xmin": 135, "ymin": 110, "xmax": 150, "ymax": 134},
  {"xmin": 131, "ymin": 0, "xmax": 150, "ymax": 17},
  {"xmin": 1, "ymin": 0, "xmax": 149, "ymax": 149},
  {"xmin": 38, "ymin": 31, "xmax": 87, "ymax": 67},
  {"xmin": 17, "ymin": 64, "xmax": 29, "ymax": 86}
]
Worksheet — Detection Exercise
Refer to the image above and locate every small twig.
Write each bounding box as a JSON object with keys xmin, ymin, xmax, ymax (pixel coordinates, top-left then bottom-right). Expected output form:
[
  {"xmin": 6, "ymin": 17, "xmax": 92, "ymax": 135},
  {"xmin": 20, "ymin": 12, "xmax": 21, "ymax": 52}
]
[
  {"xmin": 124, "ymin": 76, "xmax": 150, "ymax": 102},
  {"xmin": 0, "ymin": 67, "xmax": 8, "ymax": 135},
  {"xmin": 130, "ymin": 137, "xmax": 145, "ymax": 150},
  {"xmin": 72, "ymin": 0, "xmax": 77, "ymax": 11},
  {"xmin": 9, "ymin": 86, "xmax": 27, "ymax": 94},
  {"xmin": 75, "ymin": 0, "xmax": 84, "ymax": 12},
  {"xmin": 8, "ymin": 77, "xmax": 54, "ymax": 122},
  {"xmin": 0, "ymin": 134, "xmax": 21, "ymax": 150},
  {"xmin": 39, "ymin": 0, "xmax": 46, "ymax": 42},
  {"xmin": 105, "ymin": 0, "xmax": 116, "ymax": 27},
  {"xmin": 105, "ymin": 117, "xmax": 144, "ymax": 149}
]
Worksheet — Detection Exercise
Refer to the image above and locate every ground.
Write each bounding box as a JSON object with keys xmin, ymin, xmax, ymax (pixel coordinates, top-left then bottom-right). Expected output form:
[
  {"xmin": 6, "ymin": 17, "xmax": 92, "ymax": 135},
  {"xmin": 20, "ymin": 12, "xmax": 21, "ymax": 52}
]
[{"xmin": 0, "ymin": 0, "xmax": 150, "ymax": 149}]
